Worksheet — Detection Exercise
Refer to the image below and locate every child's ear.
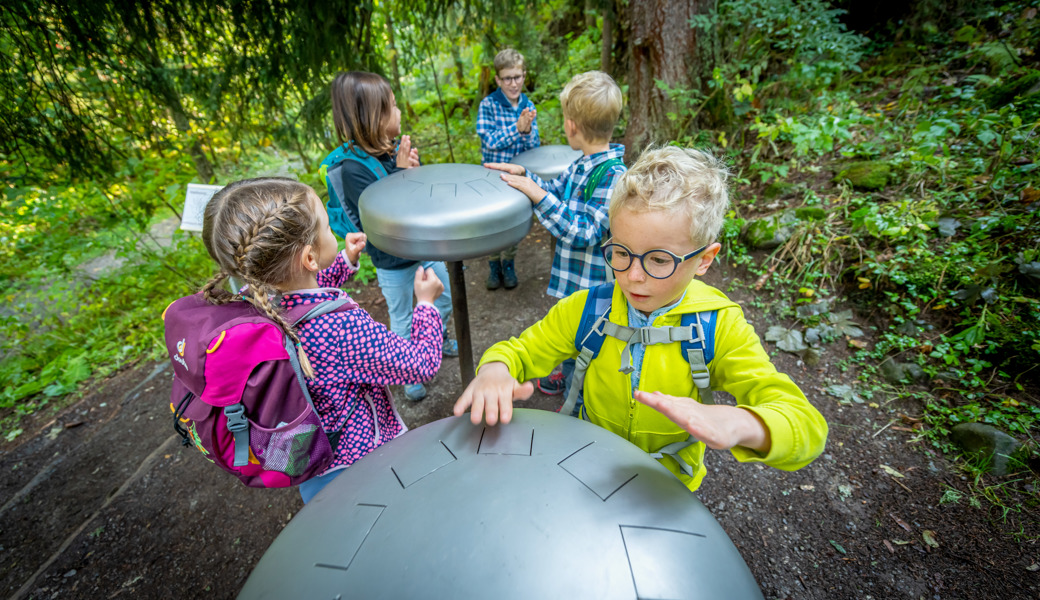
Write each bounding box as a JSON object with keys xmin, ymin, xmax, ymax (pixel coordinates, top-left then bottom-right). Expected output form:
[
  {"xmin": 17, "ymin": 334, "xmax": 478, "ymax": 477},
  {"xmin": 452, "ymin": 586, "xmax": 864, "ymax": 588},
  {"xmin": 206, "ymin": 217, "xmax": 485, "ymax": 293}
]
[
  {"xmin": 694, "ymin": 243, "xmax": 722, "ymax": 276},
  {"xmin": 299, "ymin": 244, "xmax": 320, "ymax": 273}
]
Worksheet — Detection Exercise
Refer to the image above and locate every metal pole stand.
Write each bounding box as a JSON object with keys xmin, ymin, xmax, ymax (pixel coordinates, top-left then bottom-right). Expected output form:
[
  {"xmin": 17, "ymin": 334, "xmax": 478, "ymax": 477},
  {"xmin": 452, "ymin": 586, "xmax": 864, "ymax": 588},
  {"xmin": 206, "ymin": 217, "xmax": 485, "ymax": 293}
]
[{"xmin": 448, "ymin": 261, "xmax": 474, "ymax": 387}]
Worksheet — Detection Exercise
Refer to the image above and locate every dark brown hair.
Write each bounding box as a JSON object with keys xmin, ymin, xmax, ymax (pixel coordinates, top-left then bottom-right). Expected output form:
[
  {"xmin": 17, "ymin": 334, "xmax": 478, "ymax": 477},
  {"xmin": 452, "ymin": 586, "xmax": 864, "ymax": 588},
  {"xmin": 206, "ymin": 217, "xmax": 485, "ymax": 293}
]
[{"xmin": 330, "ymin": 71, "xmax": 397, "ymax": 156}]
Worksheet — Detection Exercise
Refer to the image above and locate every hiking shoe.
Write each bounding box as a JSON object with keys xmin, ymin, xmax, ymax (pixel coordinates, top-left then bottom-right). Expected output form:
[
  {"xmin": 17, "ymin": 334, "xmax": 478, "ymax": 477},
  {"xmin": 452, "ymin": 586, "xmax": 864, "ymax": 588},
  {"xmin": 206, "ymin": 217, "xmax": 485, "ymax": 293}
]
[
  {"xmin": 442, "ymin": 338, "xmax": 459, "ymax": 358},
  {"xmin": 536, "ymin": 372, "xmax": 566, "ymax": 396},
  {"xmin": 404, "ymin": 383, "xmax": 427, "ymax": 402},
  {"xmin": 486, "ymin": 261, "xmax": 503, "ymax": 290},
  {"xmin": 502, "ymin": 259, "xmax": 518, "ymax": 289}
]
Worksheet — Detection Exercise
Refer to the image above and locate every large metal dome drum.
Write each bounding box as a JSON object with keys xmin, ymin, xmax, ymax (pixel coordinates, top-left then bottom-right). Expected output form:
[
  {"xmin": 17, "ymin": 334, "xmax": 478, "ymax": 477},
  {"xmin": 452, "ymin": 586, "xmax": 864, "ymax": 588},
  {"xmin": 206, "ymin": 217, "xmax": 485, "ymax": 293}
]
[
  {"xmin": 509, "ymin": 144, "xmax": 583, "ymax": 181},
  {"xmin": 358, "ymin": 164, "xmax": 532, "ymax": 262},
  {"xmin": 238, "ymin": 409, "xmax": 764, "ymax": 600}
]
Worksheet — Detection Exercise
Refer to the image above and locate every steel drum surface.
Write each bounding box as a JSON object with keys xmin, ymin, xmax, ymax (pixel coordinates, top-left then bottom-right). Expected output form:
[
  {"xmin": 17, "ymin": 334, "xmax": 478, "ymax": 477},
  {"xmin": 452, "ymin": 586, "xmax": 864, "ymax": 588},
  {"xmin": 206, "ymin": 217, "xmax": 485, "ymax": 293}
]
[
  {"xmin": 510, "ymin": 144, "xmax": 583, "ymax": 181},
  {"xmin": 238, "ymin": 409, "xmax": 764, "ymax": 600},
  {"xmin": 359, "ymin": 163, "xmax": 531, "ymax": 261}
]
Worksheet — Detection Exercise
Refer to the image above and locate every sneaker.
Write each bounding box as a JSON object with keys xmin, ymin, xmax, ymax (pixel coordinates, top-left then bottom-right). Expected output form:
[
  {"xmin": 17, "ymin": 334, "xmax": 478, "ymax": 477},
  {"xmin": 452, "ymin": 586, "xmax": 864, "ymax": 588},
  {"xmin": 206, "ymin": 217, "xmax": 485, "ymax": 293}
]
[
  {"xmin": 536, "ymin": 372, "xmax": 566, "ymax": 396},
  {"xmin": 404, "ymin": 383, "xmax": 427, "ymax": 401},
  {"xmin": 442, "ymin": 338, "xmax": 459, "ymax": 357}
]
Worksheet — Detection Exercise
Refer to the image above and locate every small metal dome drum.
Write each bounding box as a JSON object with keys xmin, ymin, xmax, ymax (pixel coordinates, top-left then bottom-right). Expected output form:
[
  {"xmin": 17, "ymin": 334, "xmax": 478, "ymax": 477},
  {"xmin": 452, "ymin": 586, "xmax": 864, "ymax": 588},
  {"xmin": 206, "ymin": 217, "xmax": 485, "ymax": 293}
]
[
  {"xmin": 238, "ymin": 409, "xmax": 764, "ymax": 600},
  {"xmin": 510, "ymin": 144, "xmax": 583, "ymax": 181},
  {"xmin": 359, "ymin": 164, "xmax": 531, "ymax": 262}
]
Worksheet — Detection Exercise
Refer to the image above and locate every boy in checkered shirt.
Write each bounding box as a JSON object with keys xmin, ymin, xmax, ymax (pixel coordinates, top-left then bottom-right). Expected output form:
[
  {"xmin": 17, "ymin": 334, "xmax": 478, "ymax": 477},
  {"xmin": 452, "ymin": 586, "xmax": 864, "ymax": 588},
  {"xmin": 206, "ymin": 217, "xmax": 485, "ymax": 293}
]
[
  {"xmin": 476, "ymin": 48, "xmax": 540, "ymax": 291},
  {"xmin": 485, "ymin": 70, "xmax": 626, "ymax": 409}
]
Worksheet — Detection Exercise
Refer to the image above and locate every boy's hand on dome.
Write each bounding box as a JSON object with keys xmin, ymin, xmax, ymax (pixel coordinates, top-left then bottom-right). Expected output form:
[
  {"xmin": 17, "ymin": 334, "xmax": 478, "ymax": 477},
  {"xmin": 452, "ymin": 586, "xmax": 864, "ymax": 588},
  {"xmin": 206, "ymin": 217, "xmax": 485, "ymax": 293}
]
[
  {"xmin": 497, "ymin": 172, "xmax": 545, "ymax": 203},
  {"xmin": 453, "ymin": 362, "xmax": 533, "ymax": 426},
  {"xmin": 634, "ymin": 390, "xmax": 771, "ymax": 453},
  {"xmin": 483, "ymin": 162, "xmax": 525, "ymax": 176}
]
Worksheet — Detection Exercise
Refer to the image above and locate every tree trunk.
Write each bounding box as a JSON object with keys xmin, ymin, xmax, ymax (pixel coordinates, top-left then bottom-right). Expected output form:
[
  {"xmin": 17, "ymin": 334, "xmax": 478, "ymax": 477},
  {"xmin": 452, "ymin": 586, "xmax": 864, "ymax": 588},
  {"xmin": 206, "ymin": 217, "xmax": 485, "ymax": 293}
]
[
  {"xmin": 622, "ymin": 0, "xmax": 715, "ymax": 159},
  {"xmin": 600, "ymin": 0, "xmax": 613, "ymax": 75}
]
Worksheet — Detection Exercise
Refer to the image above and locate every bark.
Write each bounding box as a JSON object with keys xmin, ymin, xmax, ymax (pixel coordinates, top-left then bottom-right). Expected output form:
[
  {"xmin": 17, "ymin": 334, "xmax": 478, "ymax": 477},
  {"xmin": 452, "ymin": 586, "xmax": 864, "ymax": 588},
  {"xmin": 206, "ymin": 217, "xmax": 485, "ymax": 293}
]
[
  {"xmin": 600, "ymin": 0, "xmax": 614, "ymax": 75},
  {"xmin": 622, "ymin": 0, "xmax": 715, "ymax": 159}
]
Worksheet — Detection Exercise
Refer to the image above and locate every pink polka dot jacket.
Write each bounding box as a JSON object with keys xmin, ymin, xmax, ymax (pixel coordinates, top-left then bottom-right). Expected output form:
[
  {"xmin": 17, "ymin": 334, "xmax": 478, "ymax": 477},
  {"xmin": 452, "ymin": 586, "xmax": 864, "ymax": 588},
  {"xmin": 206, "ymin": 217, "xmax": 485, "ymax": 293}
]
[{"xmin": 279, "ymin": 251, "xmax": 443, "ymax": 473}]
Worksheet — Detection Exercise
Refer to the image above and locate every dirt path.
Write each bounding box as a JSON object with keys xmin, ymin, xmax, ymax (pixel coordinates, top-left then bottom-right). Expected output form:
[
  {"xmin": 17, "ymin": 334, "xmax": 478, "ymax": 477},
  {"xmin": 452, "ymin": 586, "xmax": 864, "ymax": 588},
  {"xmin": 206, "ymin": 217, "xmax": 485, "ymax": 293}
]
[{"xmin": 1, "ymin": 223, "xmax": 1037, "ymax": 599}]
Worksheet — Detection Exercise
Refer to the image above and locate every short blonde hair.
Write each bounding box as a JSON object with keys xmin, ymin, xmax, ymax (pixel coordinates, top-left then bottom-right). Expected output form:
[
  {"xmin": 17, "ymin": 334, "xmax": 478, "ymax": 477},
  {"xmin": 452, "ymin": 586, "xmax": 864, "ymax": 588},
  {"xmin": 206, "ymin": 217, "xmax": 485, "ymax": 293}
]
[
  {"xmin": 494, "ymin": 49, "xmax": 525, "ymax": 73},
  {"xmin": 560, "ymin": 71, "xmax": 623, "ymax": 143},
  {"xmin": 610, "ymin": 146, "xmax": 731, "ymax": 247}
]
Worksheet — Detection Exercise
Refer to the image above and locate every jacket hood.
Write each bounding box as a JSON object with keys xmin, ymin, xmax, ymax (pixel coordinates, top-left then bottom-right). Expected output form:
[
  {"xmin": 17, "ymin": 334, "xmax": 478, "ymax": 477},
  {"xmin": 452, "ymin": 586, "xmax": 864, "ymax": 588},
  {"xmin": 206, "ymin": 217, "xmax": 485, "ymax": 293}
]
[{"xmin": 490, "ymin": 87, "xmax": 529, "ymax": 110}]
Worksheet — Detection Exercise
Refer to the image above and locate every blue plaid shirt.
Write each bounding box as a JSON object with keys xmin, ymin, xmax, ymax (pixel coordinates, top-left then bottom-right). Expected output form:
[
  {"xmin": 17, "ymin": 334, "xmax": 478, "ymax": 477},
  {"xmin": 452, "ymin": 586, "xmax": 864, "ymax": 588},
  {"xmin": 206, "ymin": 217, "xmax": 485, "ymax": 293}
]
[
  {"xmin": 528, "ymin": 143, "xmax": 626, "ymax": 299},
  {"xmin": 477, "ymin": 88, "xmax": 540, "ymax": 164}
]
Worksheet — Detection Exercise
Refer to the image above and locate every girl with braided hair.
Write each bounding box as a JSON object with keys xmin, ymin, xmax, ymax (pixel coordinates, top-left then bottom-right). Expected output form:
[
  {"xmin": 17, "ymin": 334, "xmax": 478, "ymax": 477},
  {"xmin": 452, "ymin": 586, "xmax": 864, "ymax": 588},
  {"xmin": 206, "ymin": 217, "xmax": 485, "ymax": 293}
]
[{"xmin": 202, "ymin": 177, "xmax": 445, "ymax": 503}]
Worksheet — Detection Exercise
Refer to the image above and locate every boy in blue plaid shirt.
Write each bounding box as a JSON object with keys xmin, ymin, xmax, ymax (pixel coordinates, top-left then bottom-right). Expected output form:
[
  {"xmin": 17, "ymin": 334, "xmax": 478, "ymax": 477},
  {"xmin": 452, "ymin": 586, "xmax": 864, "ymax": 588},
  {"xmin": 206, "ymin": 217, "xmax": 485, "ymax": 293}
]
[
  {"xmin": 486, "ymin": 70, "xmax": 626, "ymax": 407},
  {"xmin": 477, "ymin": 49, "xmax": 540, "ymax": 291}
]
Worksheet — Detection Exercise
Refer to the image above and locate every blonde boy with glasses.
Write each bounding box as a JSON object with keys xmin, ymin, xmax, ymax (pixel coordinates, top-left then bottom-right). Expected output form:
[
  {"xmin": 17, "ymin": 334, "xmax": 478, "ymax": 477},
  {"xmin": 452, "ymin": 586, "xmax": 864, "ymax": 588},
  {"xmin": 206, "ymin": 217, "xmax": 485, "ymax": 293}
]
[
  {"xmin": 477, "ymin": 48, "xmax": 540, "ymax": 291},
  {"xmin": 455, "ymin": 146, "xmax": 828, "ymax": 492}
]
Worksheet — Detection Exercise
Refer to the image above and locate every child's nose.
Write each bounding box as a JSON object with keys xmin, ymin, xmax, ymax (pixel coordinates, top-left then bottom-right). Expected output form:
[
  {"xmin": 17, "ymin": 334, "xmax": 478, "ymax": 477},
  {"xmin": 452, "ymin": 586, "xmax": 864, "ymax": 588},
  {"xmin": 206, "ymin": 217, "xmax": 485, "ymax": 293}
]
[{"xmin": 626, "ymin": 260, "xmax": 647, "ymax": 281}]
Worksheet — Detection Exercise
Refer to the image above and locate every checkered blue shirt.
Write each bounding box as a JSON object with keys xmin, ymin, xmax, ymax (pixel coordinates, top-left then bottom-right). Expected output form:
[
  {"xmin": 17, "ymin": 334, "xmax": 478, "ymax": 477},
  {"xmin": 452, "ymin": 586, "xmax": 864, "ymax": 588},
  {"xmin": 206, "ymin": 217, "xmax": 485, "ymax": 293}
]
[
  {"xmin": 528, "ymin": 143, "xmax": 627, "ymax": 299},
  {"xmin": 477, "ymin": 89, "xmax": 540, "ymax": 164}
]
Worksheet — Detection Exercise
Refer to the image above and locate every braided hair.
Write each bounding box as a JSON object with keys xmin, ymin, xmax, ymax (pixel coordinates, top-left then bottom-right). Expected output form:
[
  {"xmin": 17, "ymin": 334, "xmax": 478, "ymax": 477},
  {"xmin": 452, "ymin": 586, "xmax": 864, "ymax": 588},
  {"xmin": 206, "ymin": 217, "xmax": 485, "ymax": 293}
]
[{"xmin": 201, "ymin": 177, "xmax": 322, "ymax": 378}]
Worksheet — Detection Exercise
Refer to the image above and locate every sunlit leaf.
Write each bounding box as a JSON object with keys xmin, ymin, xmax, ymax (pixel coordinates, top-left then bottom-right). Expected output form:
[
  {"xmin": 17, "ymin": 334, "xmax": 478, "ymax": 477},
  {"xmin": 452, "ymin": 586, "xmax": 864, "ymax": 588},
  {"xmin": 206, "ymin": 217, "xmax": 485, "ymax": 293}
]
[
  {"xmin": 829, "ymin": 310, "xmax": 864, "ymax": 338},
  {"xmin": 937, "ymin": 217, "xmax": 960, "ymax": 236},
  {"xmin": 922, "ymin": 530, "xmax": 939, "ymax": 548},
  {"xmin": 826, "ymin": 384, "xmax": 863, "ymax": 404}
]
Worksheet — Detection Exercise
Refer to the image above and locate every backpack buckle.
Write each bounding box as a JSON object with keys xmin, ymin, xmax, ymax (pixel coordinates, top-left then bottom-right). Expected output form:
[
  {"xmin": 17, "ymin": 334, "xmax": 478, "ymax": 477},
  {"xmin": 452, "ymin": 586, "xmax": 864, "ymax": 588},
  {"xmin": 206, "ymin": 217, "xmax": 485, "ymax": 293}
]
[{"xmin": 224, "ymin": 404, "xmax": 248, "ymax": 433}]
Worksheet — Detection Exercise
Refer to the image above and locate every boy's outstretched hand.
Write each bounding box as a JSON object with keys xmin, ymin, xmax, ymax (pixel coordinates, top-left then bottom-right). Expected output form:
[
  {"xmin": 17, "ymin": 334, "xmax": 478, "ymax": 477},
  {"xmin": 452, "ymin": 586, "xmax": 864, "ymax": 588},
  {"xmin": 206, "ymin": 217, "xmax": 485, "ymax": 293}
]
[
  {"xmin": 483, "ymin": 163, "xmax": 546, "ymax": 204},
  {"xmin": 453, "ymin": 362, "xmax": 534, "ymax": 426},
  {"xmin": 344, "ymin": 232, "xmax": 367, "ymax": 264},
  {"xmin": 634, "ymin": 390, "xmax": 772, "ymax": 454}
]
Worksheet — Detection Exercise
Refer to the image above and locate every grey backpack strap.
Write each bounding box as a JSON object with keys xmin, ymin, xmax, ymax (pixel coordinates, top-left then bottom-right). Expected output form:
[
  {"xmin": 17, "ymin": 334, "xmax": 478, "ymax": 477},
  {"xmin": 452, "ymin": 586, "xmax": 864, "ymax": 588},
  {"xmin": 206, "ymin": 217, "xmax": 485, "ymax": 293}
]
[
  {"xmin": 560, "ymin": 310, "xmax": 614, "ymax": 418},
  {"xmin": 559, "ymin": 346, "xmax": 594, "ymax": 418},
  {"xmin": 685, "ymin": 313, "xmax": 714, "ymax": 405},
  {"xmin": 650, "ymin": 436, "xmax": 699, "ymax": 478},
  {"xmin": 224, "ymin": 403, "xmax": 251, "ymax": 467},
  {"xmin": 686, "ymin": 347, "xmax": 714, "ymax": 405},
  {"xmin": 291, "ymin": 298, "xmax": 351, "ymax": 326}
]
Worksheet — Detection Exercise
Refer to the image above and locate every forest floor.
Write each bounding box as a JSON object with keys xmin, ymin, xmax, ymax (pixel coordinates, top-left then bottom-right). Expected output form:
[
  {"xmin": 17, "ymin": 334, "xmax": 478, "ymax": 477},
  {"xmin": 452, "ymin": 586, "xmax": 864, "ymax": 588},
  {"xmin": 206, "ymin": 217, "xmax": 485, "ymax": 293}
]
[{"xmin": 1, "ymin": 222, "xmax": 1037, "ymax": 599}]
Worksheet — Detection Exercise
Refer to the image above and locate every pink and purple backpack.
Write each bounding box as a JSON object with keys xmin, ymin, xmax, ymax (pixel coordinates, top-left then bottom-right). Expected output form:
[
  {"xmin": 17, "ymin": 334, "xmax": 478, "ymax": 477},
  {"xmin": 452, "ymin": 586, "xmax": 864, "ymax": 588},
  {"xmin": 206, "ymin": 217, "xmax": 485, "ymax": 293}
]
[{"xmin": 162, "ymin": 294, "xmax": 355, "ymax": 488}]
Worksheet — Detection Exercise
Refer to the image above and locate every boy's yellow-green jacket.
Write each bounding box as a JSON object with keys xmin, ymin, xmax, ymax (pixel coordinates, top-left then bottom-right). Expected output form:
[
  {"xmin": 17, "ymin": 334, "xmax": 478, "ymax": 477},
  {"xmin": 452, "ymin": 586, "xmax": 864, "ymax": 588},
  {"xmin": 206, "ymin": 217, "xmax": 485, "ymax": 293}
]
[{"xmin": 479, "ymin": 278, "xmax": 829, "ymax": 491}]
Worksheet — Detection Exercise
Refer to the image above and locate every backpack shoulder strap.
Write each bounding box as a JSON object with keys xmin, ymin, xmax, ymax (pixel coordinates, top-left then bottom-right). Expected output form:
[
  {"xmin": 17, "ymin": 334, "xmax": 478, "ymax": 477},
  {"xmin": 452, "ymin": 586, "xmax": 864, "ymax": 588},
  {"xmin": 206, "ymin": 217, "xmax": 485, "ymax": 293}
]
[
  {"xmin": 582, "ymin": 157, "xmax": 625, "ymax": 202},
  {"xmin": 339, "ymin": 143, "xmax": 390, "ymax": 180},
  {"xmin": 680, "ymin": 309, "xmax": 717, "ymax": 405},
  {"xmin": 285, "ymin": 298, "xmax": 357, "ymax": 326},
  {"xmin": 560, "ymin": 283, "xmax": 616, "ymax": 417},
  {"xmin": 323, "ymin": 143, "xmax": 389, "ymax": 237}
]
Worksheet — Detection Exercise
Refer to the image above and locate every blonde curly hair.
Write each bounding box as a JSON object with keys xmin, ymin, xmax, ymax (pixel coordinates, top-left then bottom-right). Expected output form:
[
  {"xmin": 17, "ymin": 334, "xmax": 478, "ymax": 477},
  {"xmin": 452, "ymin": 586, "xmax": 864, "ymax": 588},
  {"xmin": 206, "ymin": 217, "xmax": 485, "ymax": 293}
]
[{"xmin": 609, "ymin": 146, "xmax": 730, "ymax": 248}]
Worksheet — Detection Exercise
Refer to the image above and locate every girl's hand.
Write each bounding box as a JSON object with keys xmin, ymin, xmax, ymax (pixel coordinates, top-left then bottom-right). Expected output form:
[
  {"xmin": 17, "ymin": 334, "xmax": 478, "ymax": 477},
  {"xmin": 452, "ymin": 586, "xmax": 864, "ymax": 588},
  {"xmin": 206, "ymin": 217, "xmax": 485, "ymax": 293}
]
[
  {"xmin": 498, "ymin": 172, "xmax": 546, "ymax": 204},
  {"xmin": 413, "ymin": 266, "xmax": 444, "ymax": 304},
  {"xmin": 397, "ymin": 135, "xmax": 421, "ymax": 169},
  {"xmin": 633, "ymin": 390, "xmax": 772, "ymax": 453},
  {"xmin": 453, "ymin": 362, "xmax": 534, "ymax": 426},
  {"xmin": 344, "ymin": 232, "xmax": 367, "ymax": 264},
  {"xmin": 483, "ymin": 162, "xmax": 526, "ymax": 176}
]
